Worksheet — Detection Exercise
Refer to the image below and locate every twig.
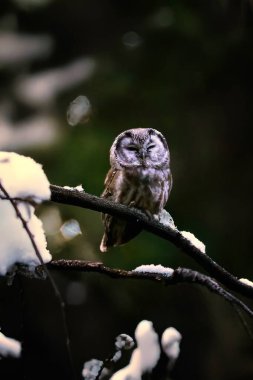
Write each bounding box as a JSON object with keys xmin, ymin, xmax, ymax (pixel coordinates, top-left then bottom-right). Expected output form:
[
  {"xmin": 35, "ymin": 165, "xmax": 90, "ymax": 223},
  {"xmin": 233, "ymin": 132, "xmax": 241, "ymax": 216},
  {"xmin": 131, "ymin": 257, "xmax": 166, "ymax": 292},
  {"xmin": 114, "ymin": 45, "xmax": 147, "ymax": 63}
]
[
  {"xmin": 50, "ymin": 185, "xmax": 253, "ymax": 299},
  {"xmin": 0, "ymin": 182, "xmax": 75, "ymax": 380},
  {"xmin": 16, "ymin": 275, "xmax": 27, "ymax": 378},
  {"xmin": 233, "ymin": 305, "xmax": 253, "ymax": 340},
  {"xmin": 48, "ymin": 260, "xmax": 253, "ymax": 319}
]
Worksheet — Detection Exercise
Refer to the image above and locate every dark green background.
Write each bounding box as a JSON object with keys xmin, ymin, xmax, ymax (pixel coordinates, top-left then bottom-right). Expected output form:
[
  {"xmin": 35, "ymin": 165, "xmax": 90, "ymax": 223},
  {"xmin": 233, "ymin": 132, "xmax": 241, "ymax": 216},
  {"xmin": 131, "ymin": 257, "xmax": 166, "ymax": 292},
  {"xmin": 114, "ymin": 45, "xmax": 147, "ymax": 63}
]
[{"xmin": 0, "ymin": 0, "xmax": 253, "ymax": 379}]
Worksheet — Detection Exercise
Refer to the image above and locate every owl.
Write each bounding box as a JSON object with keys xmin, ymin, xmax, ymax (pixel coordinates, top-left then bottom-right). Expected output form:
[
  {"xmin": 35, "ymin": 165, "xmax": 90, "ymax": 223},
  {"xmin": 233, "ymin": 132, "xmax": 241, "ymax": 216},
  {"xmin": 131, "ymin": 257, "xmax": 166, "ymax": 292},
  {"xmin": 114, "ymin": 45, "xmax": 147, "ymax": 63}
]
[{"xmin": 100, "ymin": 128, "xmax": 172, "ymax": 252}]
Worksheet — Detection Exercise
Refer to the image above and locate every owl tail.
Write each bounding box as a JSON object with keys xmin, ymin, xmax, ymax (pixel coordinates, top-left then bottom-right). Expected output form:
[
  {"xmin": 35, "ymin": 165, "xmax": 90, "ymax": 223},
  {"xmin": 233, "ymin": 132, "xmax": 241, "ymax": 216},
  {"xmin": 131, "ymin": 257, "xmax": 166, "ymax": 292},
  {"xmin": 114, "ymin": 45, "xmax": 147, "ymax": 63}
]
[
  {"xmin": 100, "ymin": 234, "xmax": 108, "ymax": 253},
  {"xmin": 100, "ymin": 228, "xmax": 118, "ymax": 252},
  {"xmin": 100, "ymin": 215, "xmax": 126, "ymax": 252},
  {"xmin": 100, "ymin": 216, "xmax": 142, "ymax": 252}
]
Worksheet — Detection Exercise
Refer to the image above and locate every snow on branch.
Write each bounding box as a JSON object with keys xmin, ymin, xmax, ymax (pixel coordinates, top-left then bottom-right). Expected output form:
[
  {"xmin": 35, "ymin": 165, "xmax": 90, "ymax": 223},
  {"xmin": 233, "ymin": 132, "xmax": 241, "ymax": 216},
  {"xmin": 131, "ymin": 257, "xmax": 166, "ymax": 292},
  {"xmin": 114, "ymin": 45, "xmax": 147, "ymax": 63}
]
[
  {"xmin": 161, "ymin": 327, "xmax": 182, "ymax": 365},
  {"xmin": 82, "ymin": 334, "xmax": 135, "ymax": 380},
  {"xmin": 239, "ymin": 278, "xmax": 253, "ymax": 287},
  {"xmin": 0, "ymin": 152, "xmax": 51, "ymax": 275},
  {"xmin": 0, "ymin": 331, "xmax": 21, "ymax": 358},
  {"xmin": 111, "ymin": 320, "xmax": 160, "ymax": 380},
  {"xmin": 83, "ymin": 320, "xmax": 182, "ymax": 380},
  {"xmin": 0, "ymin": 152, "xmax": 75, "ymax": 376},
  {"xmin": 50, "ymin": 185, "xmax": 253, "ymax": 299},
  {"xmin": 48, "ymin": 260, "xmax": 253, "ymax": 319}
]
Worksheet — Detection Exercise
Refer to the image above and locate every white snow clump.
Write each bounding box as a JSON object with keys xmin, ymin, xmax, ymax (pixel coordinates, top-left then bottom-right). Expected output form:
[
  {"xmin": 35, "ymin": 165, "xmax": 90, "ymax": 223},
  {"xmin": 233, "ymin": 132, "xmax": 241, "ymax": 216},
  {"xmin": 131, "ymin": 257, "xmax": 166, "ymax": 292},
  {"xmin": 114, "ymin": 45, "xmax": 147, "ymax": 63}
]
[
  {"xmin": 0, "ymin": 151, "xmax": 51, "ymax": 275},
  {"xmin": 64, "ymin": 184, "xmax": 84, "ymax": 192},
  {"xmin": 0, "ymin": 331, "xmax": 21, "ymax": 358},
  {"xmin": 0, "ymin": 151, "xmax": 50, "ymax": 202},
  {"xmin": 239, "ymin": 278, "xmax": 253, "ymax": 287},
  {"xmin": 133, "ymin": 264, "xmax": 174, "ymax": 277},
  {"xmin": 115, "ymin": 334, "xmax": 135, "ymax": 351},
  {"xmin": 110, "ymin": 320, "xmax": 160, "ymax": 380},
  {"xmin": 161, "ymin": 327, "xmax": 182, "ymax": 361},
  {"xmin": 82, "ymin": 358, "xmax": 103, "ymax": 380},
  {"xmin": 181, "ymin": 230, "xmax": 206, "ymax": 253}
]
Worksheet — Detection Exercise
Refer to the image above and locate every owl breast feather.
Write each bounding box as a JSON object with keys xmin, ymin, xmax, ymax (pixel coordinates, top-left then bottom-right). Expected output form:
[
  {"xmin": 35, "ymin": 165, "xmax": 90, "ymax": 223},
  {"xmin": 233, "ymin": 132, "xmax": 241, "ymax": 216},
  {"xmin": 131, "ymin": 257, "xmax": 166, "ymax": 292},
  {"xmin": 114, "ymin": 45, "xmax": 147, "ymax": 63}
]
[{"xmin": 115, "ymin": 167, "xmax": 170, "ymax": 215}]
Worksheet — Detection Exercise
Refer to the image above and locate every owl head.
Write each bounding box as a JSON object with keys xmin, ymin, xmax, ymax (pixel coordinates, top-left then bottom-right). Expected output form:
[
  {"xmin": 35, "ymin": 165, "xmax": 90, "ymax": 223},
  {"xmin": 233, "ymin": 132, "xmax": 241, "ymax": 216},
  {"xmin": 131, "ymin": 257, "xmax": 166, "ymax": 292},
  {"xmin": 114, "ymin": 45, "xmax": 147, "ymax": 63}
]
[{"xmin": 110, "ymin": 128, "xmax": 170, "ymax": 169}]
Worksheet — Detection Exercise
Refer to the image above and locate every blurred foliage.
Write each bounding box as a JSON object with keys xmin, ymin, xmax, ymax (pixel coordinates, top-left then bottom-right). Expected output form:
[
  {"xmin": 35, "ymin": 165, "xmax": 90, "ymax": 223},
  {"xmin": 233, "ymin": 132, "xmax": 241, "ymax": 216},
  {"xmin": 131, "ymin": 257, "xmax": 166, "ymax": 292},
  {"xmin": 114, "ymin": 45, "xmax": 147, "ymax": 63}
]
[{"xmin": 1, "ymin": 0, "xmax": 253, "ymax": 379}]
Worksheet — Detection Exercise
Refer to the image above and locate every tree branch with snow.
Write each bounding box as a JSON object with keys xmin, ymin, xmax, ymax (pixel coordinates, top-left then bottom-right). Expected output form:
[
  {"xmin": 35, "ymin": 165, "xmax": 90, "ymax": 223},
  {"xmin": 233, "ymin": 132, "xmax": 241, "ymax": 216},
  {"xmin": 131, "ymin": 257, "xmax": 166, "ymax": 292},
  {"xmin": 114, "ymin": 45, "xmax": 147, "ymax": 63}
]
[
  {"xmin": 50, "ymin": 185, "xmax": 253, "ymax": 299},
  {"xmin": 0, "ymin": 152, "xmax": 51, "ymax": 275},
  {"xmin": 0, "ymin": 152, "xmax": 74, "ymax": 377},
  {"xmin": 48, "ymin": 260, "xmax": 253, "ymax": 320},
  {"xmin": 1, "ymin": 151, "xmax": 253, "ymax": 380}
]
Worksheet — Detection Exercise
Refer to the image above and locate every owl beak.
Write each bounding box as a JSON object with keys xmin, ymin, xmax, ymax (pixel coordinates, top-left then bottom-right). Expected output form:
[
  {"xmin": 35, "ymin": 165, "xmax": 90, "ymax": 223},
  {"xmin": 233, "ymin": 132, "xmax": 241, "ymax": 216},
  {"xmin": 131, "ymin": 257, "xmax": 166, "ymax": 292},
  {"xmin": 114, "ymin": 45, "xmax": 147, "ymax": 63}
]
[
  {"xmin": 139, "ymin": 149, "xmax": 145, "ymax": 160},
  {"xmin": 139, "ymin": 149, "xmax": 148, "ymax": 167}
]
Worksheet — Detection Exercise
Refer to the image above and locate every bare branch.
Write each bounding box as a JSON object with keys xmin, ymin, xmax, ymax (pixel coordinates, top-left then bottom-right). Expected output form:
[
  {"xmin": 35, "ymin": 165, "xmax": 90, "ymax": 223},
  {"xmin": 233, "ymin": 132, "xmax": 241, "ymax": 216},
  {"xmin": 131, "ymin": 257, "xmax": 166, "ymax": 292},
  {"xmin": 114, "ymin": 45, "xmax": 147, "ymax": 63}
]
[
  {"xmin": 48, "ymin": 259, "xmax": 253, "ymax": 319},
  {"xmin": 50, "ymin": 185, "xmax": 253, "ymax": 299}
]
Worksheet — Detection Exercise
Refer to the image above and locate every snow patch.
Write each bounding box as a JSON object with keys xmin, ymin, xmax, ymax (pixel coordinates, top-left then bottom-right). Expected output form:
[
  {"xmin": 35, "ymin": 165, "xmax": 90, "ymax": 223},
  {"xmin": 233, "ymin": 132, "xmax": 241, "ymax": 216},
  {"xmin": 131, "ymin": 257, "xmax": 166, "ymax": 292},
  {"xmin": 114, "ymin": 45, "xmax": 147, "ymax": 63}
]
[
  {"xmin": 0, "ymin": 151, "xmax": 50, "ymax": 202},
  {"xmin": 161, "ymin": 327, "xmax": 182, "ymax": 360},
  {"xmin": 133, "ymin": 264, "xmax": 174, "ymax": 277},
  {"xmin": 110, "ymin": 320, "xmax": 160, "ymax": 380},
  {"xmin": 239, "ymin": 278, "xmax": 253, "ymax": 287},
  {"xmin": 64, "ymin": 184, "xmax": 84, "ymax": 192},
  {"xmin": 0, "ymin": 152, "xmax": 51, "ymax": 275},
  {"xmin": 0, "ymin": 332, "xmax": 21, "ymax": 358},
  {"xmin": 181, "ymin": 231, "xmax": 206, "ymax": 253}
]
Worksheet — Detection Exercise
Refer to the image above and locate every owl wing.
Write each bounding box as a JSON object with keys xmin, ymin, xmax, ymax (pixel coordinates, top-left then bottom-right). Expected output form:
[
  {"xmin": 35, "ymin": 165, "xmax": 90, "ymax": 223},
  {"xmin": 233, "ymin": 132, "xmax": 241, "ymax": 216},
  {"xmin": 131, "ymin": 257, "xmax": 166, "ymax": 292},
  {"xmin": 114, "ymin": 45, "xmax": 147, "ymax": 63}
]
[
  {"xmin": 161, "ymin": 168, "xmax": 172, "ymax": 209},
  {"xmin": 100, "ymin": 168, "xmax": 142, "ymax": 252},
  {"xmin": 101, "ymin": 168, "xmax": 118, "ymax": 199}
]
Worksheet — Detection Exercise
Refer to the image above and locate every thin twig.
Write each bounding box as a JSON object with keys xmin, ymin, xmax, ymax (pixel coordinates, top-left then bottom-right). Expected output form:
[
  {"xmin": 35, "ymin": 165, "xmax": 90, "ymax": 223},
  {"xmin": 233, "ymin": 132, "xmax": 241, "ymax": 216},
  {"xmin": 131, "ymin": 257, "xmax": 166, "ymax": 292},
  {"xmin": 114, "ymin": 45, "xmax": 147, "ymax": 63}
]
[
  {"xmin": 48, "ymin": 260, "xmax": 253, "ymax": 319},
  {"xmin": 49, "ymin": 185, "xmax": 253, "ymax": 299},
  {"xmin": 233, "ymin": 305, "xmax": 253, "ymax": 340},
  {"xmin": 0, "ymin": 182, "xmax": 75, "ymax": 380},
  {"xmin": 16, "ymin": 275, "xmax": 27, "ymax": 378}
]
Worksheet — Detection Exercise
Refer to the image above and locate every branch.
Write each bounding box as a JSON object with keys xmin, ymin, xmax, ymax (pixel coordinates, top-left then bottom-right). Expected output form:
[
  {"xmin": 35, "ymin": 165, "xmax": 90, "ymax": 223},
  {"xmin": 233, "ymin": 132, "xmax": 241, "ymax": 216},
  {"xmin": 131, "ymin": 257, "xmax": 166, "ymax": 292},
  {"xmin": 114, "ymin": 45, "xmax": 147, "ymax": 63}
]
[
  {"xmin": 48, "ymin": 259, "xmax": 253, "ymax": 319},
  {"xmin": 0, "ymin": 182, "xmax": 75, "ymax": 379},
  {"xmin": 50, "ymin": 185, "xmax": 253, "ymax": 299}
]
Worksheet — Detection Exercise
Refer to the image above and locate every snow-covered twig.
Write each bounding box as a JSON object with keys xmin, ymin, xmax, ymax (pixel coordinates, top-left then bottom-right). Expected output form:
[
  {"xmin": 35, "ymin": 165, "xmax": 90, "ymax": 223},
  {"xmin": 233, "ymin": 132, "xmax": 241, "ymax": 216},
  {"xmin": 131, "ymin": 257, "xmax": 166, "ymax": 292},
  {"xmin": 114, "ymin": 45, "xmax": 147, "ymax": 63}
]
[
  {"xmin": 50, "ymin": 185, "xmax": 253, "ymax": 299},
  {"xmin": 0, "ymin": 181, "xmax": 75, "ymax": 378},
  {"xmin": 111, "ymin": 321, "xmax": 160, "ymax": 380},
  {"xmin": 0, "ymin": 182, "xmax": 46, "ymax": 267},
  {"xmin": 82, "ymin": 334, "xmax": 135, "ymax": 380},
  {"xmin": 0, "ymin": 332, "xmax": 21, "ymax": 358},
  {"xmin": 48, "ymin": 260, "xmax": 253, "ymax": 319},
  {"xmin": 161, "ymin": 327, "xmax": 182, "ymax": 369}
]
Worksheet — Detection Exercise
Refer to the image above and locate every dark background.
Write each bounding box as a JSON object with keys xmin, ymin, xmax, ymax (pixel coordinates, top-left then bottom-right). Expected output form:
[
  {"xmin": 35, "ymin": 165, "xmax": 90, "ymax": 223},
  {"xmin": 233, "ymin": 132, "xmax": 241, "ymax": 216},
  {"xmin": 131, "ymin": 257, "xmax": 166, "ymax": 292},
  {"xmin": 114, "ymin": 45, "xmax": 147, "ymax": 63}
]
[{"xmin": 0, "ymin": 0, "xmax": 253, "ymax": 379}]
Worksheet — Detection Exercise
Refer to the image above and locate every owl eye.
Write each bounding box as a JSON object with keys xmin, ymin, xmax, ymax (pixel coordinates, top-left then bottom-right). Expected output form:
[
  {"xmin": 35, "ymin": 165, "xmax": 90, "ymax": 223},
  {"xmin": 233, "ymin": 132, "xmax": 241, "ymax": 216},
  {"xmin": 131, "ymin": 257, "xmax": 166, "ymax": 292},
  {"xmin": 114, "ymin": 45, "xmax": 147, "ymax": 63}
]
[
  {"xmin": 127, "ymin": 145, "xmax": 137, "ymax": 151},
  {"xmin": 147, "ymin": 144, "xmax": 156, "ymax": 151}
]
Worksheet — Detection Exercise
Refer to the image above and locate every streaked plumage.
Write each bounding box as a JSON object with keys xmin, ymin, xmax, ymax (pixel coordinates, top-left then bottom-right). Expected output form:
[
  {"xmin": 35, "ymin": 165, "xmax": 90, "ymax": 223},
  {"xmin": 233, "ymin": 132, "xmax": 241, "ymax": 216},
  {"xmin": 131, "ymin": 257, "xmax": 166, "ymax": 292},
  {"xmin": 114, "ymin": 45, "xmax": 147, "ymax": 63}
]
[{"xmin": 100, "ymin": 128, "xmax": 172, "ymax": 252}]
